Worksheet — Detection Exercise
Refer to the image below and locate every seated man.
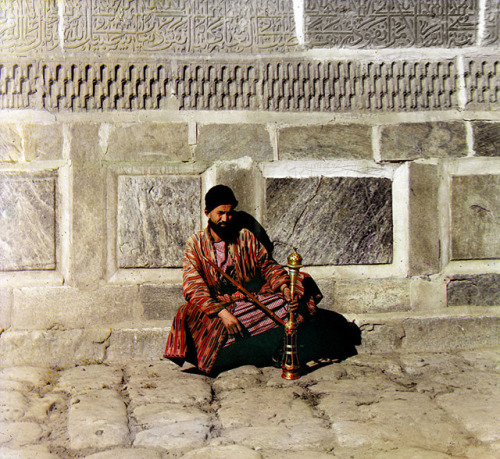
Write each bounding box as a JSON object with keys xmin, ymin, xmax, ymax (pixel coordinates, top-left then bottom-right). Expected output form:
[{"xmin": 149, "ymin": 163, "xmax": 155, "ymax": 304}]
[{"xmin": 164, "ymin": 185, "xmax": 322, "ymax": 375}]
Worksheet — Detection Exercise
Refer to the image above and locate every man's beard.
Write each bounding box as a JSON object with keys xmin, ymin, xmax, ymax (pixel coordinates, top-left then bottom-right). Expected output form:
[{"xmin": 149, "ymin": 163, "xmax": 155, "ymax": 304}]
[{"xmin": 208, "ymin": 218, "xmax": 236, "ymax": 240}]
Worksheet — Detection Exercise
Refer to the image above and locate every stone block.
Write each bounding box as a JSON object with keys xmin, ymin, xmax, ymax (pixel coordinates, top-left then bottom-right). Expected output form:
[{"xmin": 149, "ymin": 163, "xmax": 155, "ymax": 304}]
[
  {"xmin": 304, "ymin": 0, "xmax": 477, "ymax": 48},
  {"xmin": 0, "ymin": 289, "xmax": 12, "ymax": 329},
  {"xmin": 410, "ymin": 277, "xmax": 447, "ymax": 311},
  {"xmin": 0, "ymin": 171, "xmax": 56, "ymax": 271},
  {"xmin": 105, "ymin": 328, "xmax": 169, "ymax": 363},
  {"xmin": 70, "ymin": 166, "xmax": 106, "ymax": 287},
  {"xmin": 196, "ymin": 124, "xmax": 272, "ymax": 162},
  {"xmin": 12, "ymin": 286, "xmax": 136, "ymax": 329},
  {"xmin": 447, "ymin": 274, "xmax": 500, "ymax": 306},
  {"xmin": 473, "ymin": 122, "xmax": 500, "ymax": 157},
  {"xmin": 69, "ymin": 123, "xmax": 101, "ymax": 164},
  {"xmin": 451, "ymin": 175, "xmax": 500, "ymax": 259},
  {"xmin": 23, "ymin": 124, "xmax": 63, "ymax": 161},
  {"xmin": 357, "ymin": 322, "xmax": 406, "ymax": 353},
  {"xmin": 207, "ymin": 157, "xmax": 263, "ymax": 216},
  {"xmin": 0, "ymin": 124, "xmax": 22, "ymax": 161},
  {"xmin": 56, "ymin": 365, "xmax": 123, "ymax": 393},
  {"xmin": 279, "ymin": 124, "xmax": 372, "ymax": 160},
  {"xmin": 117, "ymin": 175, "xmax": 201, "ymax": 268},
  {"xmin": 408, "ymin": 163, "xmax": 440, "ymax": 276},
  {"xmin": 0, "ymin": 329, "xmax": 109, "ymax": 367},
  {"xmin": 68, "ymin": 389, "xmax": 129, "ymax": 450},
  {"xmin": 314, "ymin": 278, "xmax": 334, "ymax": 311},
  {"xmin": 401, "ymin": 316, "xmax": 500, "ymax": 353},
  {"xmin": 106, "ymin": 123, "xmax": 190, "ymax": 161},
  {"xmin": 139, "ymin": 284, "xmax": 183, "ymax": 320},
  {"xmin": 333, "ymin": 278, "xmax": 411, "ymax": 314},
  {"xmin": 380, "ymin": 122, "xmax": 467, "ymax": 161},
  {"xmin": 265, "ymin": 177, "xmax": 393, "ymax": 266}
]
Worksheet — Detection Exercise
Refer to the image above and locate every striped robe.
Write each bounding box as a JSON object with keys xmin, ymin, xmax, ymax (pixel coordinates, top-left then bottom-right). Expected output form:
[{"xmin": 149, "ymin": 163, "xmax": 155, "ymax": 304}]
[{"xmin": 164, "ymin": 227, "xmax": 318, "ymax": 374}]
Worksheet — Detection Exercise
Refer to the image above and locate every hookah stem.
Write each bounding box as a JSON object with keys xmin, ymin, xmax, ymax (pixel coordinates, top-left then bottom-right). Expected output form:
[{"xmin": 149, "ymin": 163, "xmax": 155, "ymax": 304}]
[{"xmin": 201, "ymin": 255, "xmax": 286, "ymax": 327}]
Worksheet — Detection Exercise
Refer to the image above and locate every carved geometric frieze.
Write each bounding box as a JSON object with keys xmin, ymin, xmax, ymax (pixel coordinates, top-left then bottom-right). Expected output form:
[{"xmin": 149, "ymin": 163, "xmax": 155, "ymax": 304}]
[
  {"xmin": 265, "ymin": 177, "xmax": 393, "ymax": 266},
  {"xmin": 0, "ymin": 58, "xmax": 465, "ymax": 112},
  {"xmin": 464, "ymin": 58, "xmax": 500, "ymax": 109},
  {"xmin": 0, "ymin": 0, "xmax": 59, "ymax": 56},
  {"xmin": 117, "ymin": 175, "xmax": 201, "ymax": 268},
  {"xmin": 63, "ymin": 0, "xmax": 298, "ymax": 54},
  {"xmin": 0, "ymin": 171, "xmax": 56, "ymax": 271},
  {"xmin": 304, "ymin": 0, "xmax": 478, "ymax": 48},
  {"xmin": 451, "ymin": 175, "xmax": 500, "ymax": 260}
]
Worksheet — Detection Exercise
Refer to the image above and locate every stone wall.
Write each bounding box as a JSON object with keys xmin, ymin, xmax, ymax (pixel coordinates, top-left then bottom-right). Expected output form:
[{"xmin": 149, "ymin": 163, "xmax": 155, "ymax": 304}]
[{"xmin": 0, "ymin": 0, "xmax": 499, "ymax": 366}]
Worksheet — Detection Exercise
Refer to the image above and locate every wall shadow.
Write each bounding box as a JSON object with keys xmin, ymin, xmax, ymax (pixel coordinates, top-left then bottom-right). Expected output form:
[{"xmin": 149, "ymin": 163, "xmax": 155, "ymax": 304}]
[{"xmin": 234, "ymin": 211, "xmax": 275, "ymax": 255}]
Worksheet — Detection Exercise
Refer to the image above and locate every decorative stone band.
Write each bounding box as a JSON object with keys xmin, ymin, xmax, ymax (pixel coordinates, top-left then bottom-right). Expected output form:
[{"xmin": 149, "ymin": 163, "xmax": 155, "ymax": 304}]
[{"xmin": 0, "ymin": 58, "xmax": 498, "ymax": 111}]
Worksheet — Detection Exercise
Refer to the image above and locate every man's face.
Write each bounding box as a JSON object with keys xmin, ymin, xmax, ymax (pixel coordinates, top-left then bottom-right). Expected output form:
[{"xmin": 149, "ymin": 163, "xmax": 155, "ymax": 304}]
[{"xmin": 205, "ymin": 204, "xmax": 234, "ymax": 229}]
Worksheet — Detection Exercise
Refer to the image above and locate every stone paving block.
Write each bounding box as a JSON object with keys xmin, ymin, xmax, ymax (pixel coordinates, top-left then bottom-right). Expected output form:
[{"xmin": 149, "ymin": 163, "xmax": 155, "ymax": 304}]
[
  {"xmin": 0, "ymin": 421, "xmax": 43, "ymax": 447},
  {"xmin": 0, "ymin": 447, "xmax": 59, "ymax": 459},
  {"xmin": 85, "ymin": 448, "xmax": 162, "ymax": 459},
  {"xmin": 333, "ymin": 278, "xmax": 411, "ymax": 313},
  {"xmin": 278, "ymin": 124, "xmax": 372, "ymax": 160},
  {"xmin": 56, "ymin": 365, "xmax": 123, "ymax": 393},
  {"xmin": 436, "ymin": 390, "xmax": 500, "ymax": 444},
  {"xmin": 0, "ymin": 288, "xmax": 12, "ymax": 330},
  {"xmin": 380, "ymin": 122, "xmax": 467, "ymax": 160},
  {"xmin": 473, "ymin": 122, "xmax": 500, "ymax": 157},
  {"xmin": 23, "ymin": 124, "xmax": 63, "ymax": 161},
  {"xmin": 68, "ymin": 389, "xmax": 129, "ymax": 450},
  {"xmin": 0, "ymin": 367, "xmax": 54, "ymax": 388},
  {"xmin": 260, "ymin": 451, "xmax": 334, "ymax": 459},
  {"xmin": 106, "ymin": 123, "xmax": 190, "ymax": 161},
  {"xmin": 0, "ymin": 391, "xmax": 28, "ymax": 421},
  {"xmin": 212, "ymin": 365, "xmax": 262, "ymax": 393},
  {"xmin": 181, "ymin": 445, "xmax": 262, "ymax": 459},
  {"xmin": 196, "ymin": 124, "xmax": 272, "ymax": 162}
]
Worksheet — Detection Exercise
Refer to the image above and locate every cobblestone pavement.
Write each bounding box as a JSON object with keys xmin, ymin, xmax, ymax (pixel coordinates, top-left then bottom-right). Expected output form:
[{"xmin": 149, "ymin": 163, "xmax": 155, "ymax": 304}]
[{"xmin": 0, "ymin": 350, "xmax": 499, "ymax": 459}]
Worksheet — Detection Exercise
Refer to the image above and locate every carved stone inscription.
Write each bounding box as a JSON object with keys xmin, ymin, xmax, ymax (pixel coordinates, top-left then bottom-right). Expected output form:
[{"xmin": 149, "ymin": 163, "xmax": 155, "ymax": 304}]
[
  {"xmin": 0, "ymin": 172, "xmax": 56, "ymax": 271},
  {"xmin": 117, "ymin": 175, "xmax": 201, "ymax": 268},
  {"xmin": 63, "ymin": 0, "xmax": 297, "ymax": 54},
  {"xmin": 464, "ymin": 58, "xmax": 500, "ymax": 109},
  {"xmin": 484, "ymin": 0, "xmax": 500, "ymax": 46},
  {"xmin": 0, "ymin": 0, "xmax": 59, "ymax": 55},
  {"xmin": 451, "ymin": 175, "xmax": 500, "ymax": 260},
  {"xmin": 304, "ymin": 0, "xmax": 478, "ymax": 48},
  {"xmin": 265, "ymin": 177, "xmax": 393, "ymax": 266}
]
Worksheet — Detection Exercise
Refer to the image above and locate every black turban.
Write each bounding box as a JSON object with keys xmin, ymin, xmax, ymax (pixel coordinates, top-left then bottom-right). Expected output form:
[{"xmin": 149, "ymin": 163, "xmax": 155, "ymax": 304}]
[{"xmin": 205, "ymin": 185, "xmax": 238, "ymax": 212}]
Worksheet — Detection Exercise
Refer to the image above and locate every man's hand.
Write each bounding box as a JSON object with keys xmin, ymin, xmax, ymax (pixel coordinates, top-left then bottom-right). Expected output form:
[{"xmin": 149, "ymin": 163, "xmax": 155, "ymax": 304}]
[
  {"xmin": 281, "ymin": 285, "xmax": 299, "ymax": 314},
  {"xmin": 218, "ymin": 309, "xmax": 244, "ymax": 337}
]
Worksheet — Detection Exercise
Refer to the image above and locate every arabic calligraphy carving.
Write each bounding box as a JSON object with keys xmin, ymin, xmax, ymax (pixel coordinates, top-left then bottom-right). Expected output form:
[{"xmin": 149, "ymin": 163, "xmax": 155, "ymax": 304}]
[
  {"xmin": 483, "ymin": 0, "xmax": 500, "ymax": 47},
  {"xmin": 304, "ymin": 0, "xmax": 478, "ymax": 48},
  {"xmin": 62, "ymin": 0, "xmax": 297, "ymax": 54}
]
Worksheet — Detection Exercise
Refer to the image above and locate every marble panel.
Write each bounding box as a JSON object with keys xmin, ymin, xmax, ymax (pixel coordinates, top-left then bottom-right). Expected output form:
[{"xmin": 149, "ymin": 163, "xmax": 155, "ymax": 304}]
[
  {"xmin": 117, "ymin": 175, "xmax": 201, "ymax": 268},
  {"xmin": 196, "ymin": 125, "xmax": 272, "ymax": 162},
  {"xmin": 278, "ymin": 125, "xmax": 372, "ymax": 160},
  {"xmin": 408, "ymin": 163, "xmax": 440, "ymax": 275},
  {"xmin": 447, "ymin": 274, "xmax": 500, "ymax": 306},
  {"xmin": 0, "ymin": 172, "xmax": 56, "ymax": 271},
  {"xmin": 0, "ymin": 124, "xmax": 22, "ymax": 162},
  {"xmin": 0, "ymin": 0, "xmax": 59, "ymax": 55},
  {"xmin": 484, "ymin": 0, "xmax": 500, "ymax": 46},
  {"xmin": 304, "ymin": 0, "xmax": 478, "ymax": 48},
  {"xmin": 451, "ymin": 175, "xmax": 500, "ymax": 260},
  {"xmin": 265, "ymin": 177, "xmax": 393, "ymax": 266},
  {"xmin": 472, "ymin": 122, "xmax": 500, "ymax": 156},
  {"xmin": 106, "ymin": 123, "xmax": 190, "ymax": 162},
  {"xmin": 63, "ymin": 0, "xmax": 297, "ymax": 54},
  {"xmin": 381, "ymin": 122, "xmax": 467, "ymax": 161},
  {"xmin": 23, "ymin": 124, "xmax": 63, "ymax": 161}
]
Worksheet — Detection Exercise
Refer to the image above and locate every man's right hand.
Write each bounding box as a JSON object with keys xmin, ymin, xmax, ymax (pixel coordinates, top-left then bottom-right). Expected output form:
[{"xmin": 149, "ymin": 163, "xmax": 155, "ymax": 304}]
[{"xmin": 217, "ymin": 309, "xmax": 244, "ymax": 337}]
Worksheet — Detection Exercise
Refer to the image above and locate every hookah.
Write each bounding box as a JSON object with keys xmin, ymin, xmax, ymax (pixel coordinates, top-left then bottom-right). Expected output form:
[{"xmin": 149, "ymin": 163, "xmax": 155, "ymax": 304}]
[{"xmin": 281, "ymin": 248, "xmax": 302, "ymax": 380}]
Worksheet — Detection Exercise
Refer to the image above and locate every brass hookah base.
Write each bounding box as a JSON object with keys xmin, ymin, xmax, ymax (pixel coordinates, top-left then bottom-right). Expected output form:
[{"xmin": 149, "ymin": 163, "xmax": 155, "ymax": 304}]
[{"xmin": 281, "ymin": 314, "xmax": 300, "ymax": 380}]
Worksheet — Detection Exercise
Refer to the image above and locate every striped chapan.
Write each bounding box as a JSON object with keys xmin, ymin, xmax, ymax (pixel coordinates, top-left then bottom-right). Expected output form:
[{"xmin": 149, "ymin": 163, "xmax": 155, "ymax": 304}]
[{"xmin": 164, "ymin": 226, "xmax": 320, "ymax": 374}]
